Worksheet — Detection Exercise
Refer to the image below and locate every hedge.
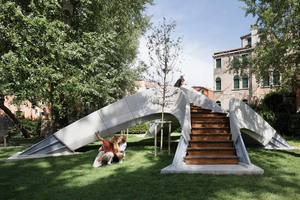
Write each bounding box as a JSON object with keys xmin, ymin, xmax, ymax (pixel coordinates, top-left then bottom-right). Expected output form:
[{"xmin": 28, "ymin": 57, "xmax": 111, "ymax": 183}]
[{"xmin": 10, "ymin": 119, "xmax": 41, "ymax": 137}]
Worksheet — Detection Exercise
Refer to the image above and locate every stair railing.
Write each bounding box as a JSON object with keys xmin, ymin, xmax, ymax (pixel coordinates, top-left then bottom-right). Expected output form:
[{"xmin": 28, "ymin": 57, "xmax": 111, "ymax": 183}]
[
  {"xmin": 229, "ymin": 106, "xmax": 251, "ymax": 165},
  {"xmin": 180, "ymin": 86, "xmax": 252, "ymax": 165}
]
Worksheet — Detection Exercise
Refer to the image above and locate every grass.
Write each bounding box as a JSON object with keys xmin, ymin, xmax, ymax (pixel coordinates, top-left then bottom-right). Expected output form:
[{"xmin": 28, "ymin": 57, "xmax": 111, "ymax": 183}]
[{"xmin": 1, "ymin": 134, "xmax": 300, "ymax": 200}]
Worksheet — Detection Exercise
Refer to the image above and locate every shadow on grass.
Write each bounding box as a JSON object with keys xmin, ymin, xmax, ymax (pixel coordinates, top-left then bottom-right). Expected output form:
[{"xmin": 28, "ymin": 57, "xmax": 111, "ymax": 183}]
[
  {"xmin": 77, "ymin": 135, "xmax": 181, "ymax": 152},
  {"xmin": 1, "ymin": 142, "xmax": 300, "ymax": 200}
]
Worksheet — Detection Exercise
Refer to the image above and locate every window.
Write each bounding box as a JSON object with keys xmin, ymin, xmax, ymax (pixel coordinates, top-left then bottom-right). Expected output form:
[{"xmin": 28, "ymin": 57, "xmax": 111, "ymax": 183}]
[
  {"xmin": 216, "ymin": 77, "xmax": 221, "ymax": 91},
  {"xmin": 242, "ymin": 99, "xmax": 248, "ymax": 105},
  {"xmin": 263, "ymin": 75, "xmax": 270, "ymax": 87},
  {"xmin": 216, "ymin": 101, "xmax": 221, "ymax": 107},
  {"xmin": 242, "ymin": 74, "xmax": 248, "ymax": 89},
  {"xmin": 273, "ymin": 73, "xmax": 280, "ymax": 86},
  {"xmin": 201, "ymin": 90, "xmax": 204, "ymax": 94},
  {"xmin": 216, "ymin": 59, "xmax": 221, "ymax": 68},
  {"xmin": 247, "ymin": 38, "xmax": 252, "ymax": 46},
  {"xmin": 234, "ymin": 75, "xmax": 240, "ymax": 89}
]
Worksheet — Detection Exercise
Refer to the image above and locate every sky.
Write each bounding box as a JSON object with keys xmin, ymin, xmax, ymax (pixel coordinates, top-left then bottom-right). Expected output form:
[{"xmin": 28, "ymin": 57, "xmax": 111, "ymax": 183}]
[{"xmin": 138, "ymin": 0, "xmax": 257, "ymax": 89}]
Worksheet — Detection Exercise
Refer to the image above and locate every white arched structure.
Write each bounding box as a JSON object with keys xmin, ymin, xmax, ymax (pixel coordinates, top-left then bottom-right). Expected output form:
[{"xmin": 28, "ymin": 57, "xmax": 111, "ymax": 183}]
[
  {"xmin": 7, "ymin": 87, "xmax": 191, "ymax": 166},
  {"xmin": 229, "ymin": 98, "xmax": 292, "ymax": 149},
  {"xmin": 7, "ymin": 86, "xmax": 292, "ymax": 174}
]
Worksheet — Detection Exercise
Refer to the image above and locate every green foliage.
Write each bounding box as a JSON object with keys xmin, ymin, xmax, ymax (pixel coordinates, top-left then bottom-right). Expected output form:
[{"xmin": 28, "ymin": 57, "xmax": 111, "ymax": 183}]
[
  {"xmin": 10, "ymin": 119, "xmax": 41, "ymax": 136},
  {"xmin": 0, "ymin": 0, "xmax": 153, "ymax": 129},
  {"xmin": 233, "ymin": 0, "xmax": 300, "ymax": 88},
  {"xmin": 252, "ymin": 90, "xmax": 299, "ymax": 136},
  {"xmin": 275, "ymin": 113, "xmax": 292, "ymax": 136},
  {"xmin": 256, "ymin": 109, "xmax": 277, "ymax": 127},
  {"xmin": 288, "ymin": 114, "xmax": 300, "ymax": 137},
  {"xmin": 262, "ymin": 91, "xmax": 284, "ymax": 112},
  {"xmin": 128, "ymin": 123, "xmax": 149, "ymax": 134}
]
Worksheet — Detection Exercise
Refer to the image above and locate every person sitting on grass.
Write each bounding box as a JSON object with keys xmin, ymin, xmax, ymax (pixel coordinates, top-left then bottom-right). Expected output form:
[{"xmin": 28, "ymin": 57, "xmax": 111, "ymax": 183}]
[
  {"xmin": 114, "ymin": 135, "xmax": 127, "ymax": 163},
  {"xmin": 93, "ymin": 132, "xmax": 118, "ymax": 168}
]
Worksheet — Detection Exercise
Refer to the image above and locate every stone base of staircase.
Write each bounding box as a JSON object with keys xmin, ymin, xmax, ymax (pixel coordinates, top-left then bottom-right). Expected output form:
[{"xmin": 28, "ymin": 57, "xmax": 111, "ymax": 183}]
[{"xmin": 160, "ymin": 162, "xmax": 264, "ymax": 175}]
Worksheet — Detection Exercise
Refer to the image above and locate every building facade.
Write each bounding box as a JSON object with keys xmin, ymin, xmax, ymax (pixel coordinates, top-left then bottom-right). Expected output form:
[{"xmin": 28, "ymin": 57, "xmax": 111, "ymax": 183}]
[
  {"xmin": 192, "ymin": 86, "xmax": 214, "ymax": 101},
  {"xmin": 213, "ymin": 25, "xmax": 279, "ymax": 110},
  {"xmin": 0, "ymin": 96, "xmax": 50, "ymax": 120},
  {"xmin": 135, "ymin": 80, "xmax": 159, "ymax": 93}
]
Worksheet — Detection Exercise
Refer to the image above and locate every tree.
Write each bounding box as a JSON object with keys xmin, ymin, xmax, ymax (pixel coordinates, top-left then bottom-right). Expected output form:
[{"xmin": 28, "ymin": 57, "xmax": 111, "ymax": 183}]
[
  {"xmin": 146, "ymin": 17, "xmax": 183, "ymax": 125},
  {"xmin": 0, "ymin": 94, "xmax": 30, "ymax": 137},
  {"xmin": 0, "ymin": 0, "xmax": 153, "ymax": 135},
  {"xmin": 230, "ymin": 0, "xmax": 299, "ymax": 88}
]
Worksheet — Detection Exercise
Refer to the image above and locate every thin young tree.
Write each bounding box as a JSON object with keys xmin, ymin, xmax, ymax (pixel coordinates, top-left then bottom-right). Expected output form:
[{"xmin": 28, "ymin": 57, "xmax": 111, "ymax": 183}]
[{"xmin": 147, "ymin": 17, "xmax": 183, "ymax": 140}]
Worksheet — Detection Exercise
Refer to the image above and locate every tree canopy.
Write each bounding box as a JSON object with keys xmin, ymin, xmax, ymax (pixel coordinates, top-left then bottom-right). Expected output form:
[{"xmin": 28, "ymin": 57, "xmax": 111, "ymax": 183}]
[
  {"xmin": 0, "ymin": 0, "xmax": 153, "ymax": 129},
  {"xmin": 230, "ymin": 0, "xmax": 299, "ymax": 88}
]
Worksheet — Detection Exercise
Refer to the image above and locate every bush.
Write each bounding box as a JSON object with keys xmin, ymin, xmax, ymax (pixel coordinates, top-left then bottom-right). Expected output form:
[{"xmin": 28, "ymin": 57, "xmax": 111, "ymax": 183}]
[
  {"xmin": 128, "ymin": 123, "xmax": 149, "ymax": 134},
  {"xmin": 256, "ymin": 110, "xmax": 276, "ymax": 127},
  {"xmin": 262, "ymin": 91, "xmax": 283, "ymax": 112},
  {"xmin": 274, "ymin": 113, "xmax": 291, "ymax": 136},
  {"xmin": 10, "ymin": 119, "xmax": 41, "ymax": 137},
  {"xmin": 288, "ymin": 114, "xmax": 300, "ymax": 137},
  {"xmin": 251, "ymin": 90, "xmax": 298, "ymax": 137}
]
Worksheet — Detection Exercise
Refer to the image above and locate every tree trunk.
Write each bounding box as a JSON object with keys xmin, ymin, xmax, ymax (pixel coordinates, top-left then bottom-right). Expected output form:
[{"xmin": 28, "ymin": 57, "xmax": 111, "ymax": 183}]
[{"xmin": 0, "ymin": 95, "xmax": 30, "ymax": 138}]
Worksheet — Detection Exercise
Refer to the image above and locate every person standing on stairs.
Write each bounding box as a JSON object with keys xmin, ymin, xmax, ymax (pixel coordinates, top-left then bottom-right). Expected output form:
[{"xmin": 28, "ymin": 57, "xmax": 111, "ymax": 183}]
[{"xmin": 174, "ymin": 75, "xmax": 186, "ymax": 87}]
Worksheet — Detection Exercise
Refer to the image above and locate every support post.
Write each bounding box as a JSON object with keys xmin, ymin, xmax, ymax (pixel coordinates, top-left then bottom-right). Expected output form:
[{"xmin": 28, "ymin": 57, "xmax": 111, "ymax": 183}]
[
  {"xmin": 153, "ymin": 120, "xmax": 172, "ymax": 156},
  {"xmin": 154, "ymin": 124, "xmax": 157, "ymax": 156},
  {"xmin": 4, "ymin": 135, "xmax": 8, "ymax": 147},
  {"xmin": 160, "ymin": 128, "xmax": 163, "ymax": 155},
  {"xmin": 168, "ymin": 123, "xmax": 171, "ymax": 155}
]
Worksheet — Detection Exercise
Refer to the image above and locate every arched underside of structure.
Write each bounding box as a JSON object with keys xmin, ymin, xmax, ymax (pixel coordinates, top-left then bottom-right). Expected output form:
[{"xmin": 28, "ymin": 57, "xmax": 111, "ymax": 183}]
[
  {"xmin": 6, "ymin": 86, "xmax": 292, "ymax": 174},
  {"xmin": 229, "ymin": 98, "xmax": 292, "ymax": 150},
  {"xmin": 7, "ymin": 87, "xmax": 191, "ymax": 167}
]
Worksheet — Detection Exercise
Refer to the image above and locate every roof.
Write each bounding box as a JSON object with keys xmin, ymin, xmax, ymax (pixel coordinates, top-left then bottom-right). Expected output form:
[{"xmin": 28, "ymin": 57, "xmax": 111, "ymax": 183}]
[
  {"xmin": 240, "ymin": 33, "xmax": 251, "ymax": 39},
  {"xmin": 213, "ymin": 47, "xmax": 252, "ymax": 57},
  {"xmin": 136, "ymin": 80, "xmax": 159, "ymax": 88},
  {"xmin": 192, "ymin": 86, "xmax": 213, "ymax": 92}
]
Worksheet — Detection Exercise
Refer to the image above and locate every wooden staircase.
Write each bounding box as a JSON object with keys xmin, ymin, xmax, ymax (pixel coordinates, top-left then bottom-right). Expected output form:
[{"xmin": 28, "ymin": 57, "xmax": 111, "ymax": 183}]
[{"xmin": 184, "ymin": 104, "xmax": 239, "ymax": 165}]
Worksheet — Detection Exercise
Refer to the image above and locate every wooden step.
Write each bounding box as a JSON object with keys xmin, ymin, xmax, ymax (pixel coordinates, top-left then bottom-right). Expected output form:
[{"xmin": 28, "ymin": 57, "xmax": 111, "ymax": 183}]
[
  {"xmin": 191, "ymin": 113, "xmax": 227, "ymax": 118},
  {"xmin": 191, "ymin": 116, "xmax": 229, "ymax": 122},
  {"xmin": 184, "ymin": 155, "xmax": 239, "ymax": 165},
  {"xmin": 190, "ymin": 109, "xmax": 212, "ymax": 114},
  {"xmin": 189, "ymin": 140, "xmax": 234, "ymax": 147},
  {"xmin": 192, "ymin": 122, "xmax": 229, "ymax": 128},
  {"xmin": 192, "ymin": 128, "xmax": 230, "ymax": 134},
  {"xmin": 190, "ymin": 104, "xmax": 201, "ymax": 108},
  {"xmin": 190, "ymin": 133, "xmax": 231, "ymax": 140},
  {"xmin": 187, "ymin": 147, "xmax": 236, "ymax": 155},
  {"xmin": 186, "ymin": 103, "xmax": 238, "ymax": 165},
  {"xmin": 190, "ymin": 107, "xmax": 212, "ymax": 112}
]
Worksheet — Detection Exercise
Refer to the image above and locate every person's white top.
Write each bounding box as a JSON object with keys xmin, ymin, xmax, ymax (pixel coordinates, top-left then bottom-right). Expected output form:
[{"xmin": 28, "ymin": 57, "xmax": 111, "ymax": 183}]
[{"xmin": 119, "ymin": 142, "xmax": 127, "ymax": 156}]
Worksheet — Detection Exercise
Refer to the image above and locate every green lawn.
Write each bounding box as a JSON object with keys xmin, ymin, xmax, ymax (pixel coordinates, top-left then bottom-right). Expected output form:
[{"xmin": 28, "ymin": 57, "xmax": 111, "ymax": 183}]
[{"xmin": 1, "ymin": 135, "xmax": 299, "ymax": 200}]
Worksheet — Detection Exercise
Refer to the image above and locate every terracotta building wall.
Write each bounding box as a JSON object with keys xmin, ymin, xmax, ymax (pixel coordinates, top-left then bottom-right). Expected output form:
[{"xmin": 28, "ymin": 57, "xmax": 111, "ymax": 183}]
[
  {"xmin": 192, "ymin": 86, "xmax": 214, "ymax": 101},
  {"xmin": 0, "ymin": 96, "xmax": 49, "ymax": 120}
]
